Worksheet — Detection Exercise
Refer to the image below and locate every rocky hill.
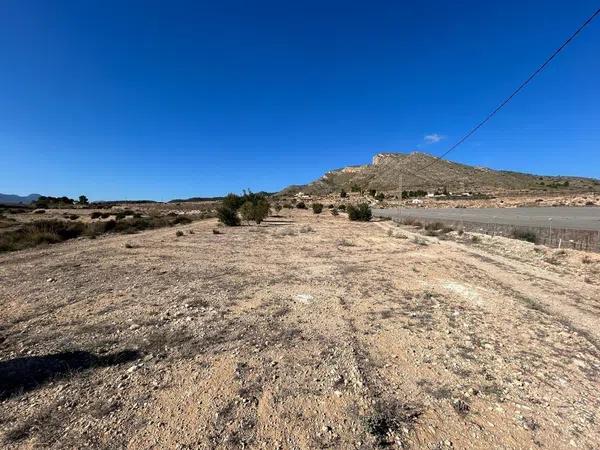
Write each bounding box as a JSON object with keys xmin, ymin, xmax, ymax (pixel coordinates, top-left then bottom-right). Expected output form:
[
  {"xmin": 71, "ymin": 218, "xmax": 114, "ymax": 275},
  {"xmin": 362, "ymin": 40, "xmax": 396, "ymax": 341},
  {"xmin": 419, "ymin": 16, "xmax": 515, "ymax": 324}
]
[{"xmin": 281, "ymin": 152, "xmax": 600, "ymax": 195}]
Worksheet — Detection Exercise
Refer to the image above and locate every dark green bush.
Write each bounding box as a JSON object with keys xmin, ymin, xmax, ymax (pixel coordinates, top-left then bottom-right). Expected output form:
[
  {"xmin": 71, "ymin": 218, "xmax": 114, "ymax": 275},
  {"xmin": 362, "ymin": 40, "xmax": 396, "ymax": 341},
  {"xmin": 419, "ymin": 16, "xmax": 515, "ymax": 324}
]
[
  {"xmin": 296, "ymin": 201, "xmax": 307, "ymax": 209},
  {"xmin": 338, "ymin": 204, "xmax": 346, "ymax": 210},
  {"xmin": 222, "ymin": 193, "xmax": 244, "ymax": 211},
  {"xmin": 217, "ymin": 207, "xmax": 240, "ymax": 226},
  {"xmin": 340, "ymin": 190, "xmax": 347, "ymax": 198},
  {"xmin": 91, "ymin": 212, "xmax": 102, "ymax": 219},
  {"xmin": 512, "ymin": 229, "xmax": 537, "ymax": 243},
  {"xmin": 239, "ymin": 198, "xmax": 270, "ymax": 224},
  {"xmin": 347, "ymin": 203, "xmax": 372, "ymax": 221},
  {"xmin": 176, "ymin": 230, "xmax": 184, "ymax": 237},
  {"xmin": 312, "ymin": 203, "xmax": 324, "ymax": 214}
]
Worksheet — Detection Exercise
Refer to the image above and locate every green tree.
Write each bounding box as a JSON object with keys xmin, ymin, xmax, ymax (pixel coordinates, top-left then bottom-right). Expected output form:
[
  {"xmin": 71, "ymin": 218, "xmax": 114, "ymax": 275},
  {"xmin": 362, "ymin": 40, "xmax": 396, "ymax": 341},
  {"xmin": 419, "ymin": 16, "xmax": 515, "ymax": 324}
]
[{"xmin": 78, "ymin": 195, "xmax": 89, "ymax": 205}]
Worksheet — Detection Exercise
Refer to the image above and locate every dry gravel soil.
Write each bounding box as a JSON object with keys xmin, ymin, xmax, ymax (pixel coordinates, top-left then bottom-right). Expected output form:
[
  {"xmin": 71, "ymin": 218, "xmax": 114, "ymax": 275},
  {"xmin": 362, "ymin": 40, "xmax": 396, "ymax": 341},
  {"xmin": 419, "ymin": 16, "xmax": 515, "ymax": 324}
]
[{"xmin": 1, "ymin": 210, "xmax": 600, "ymax": 449}]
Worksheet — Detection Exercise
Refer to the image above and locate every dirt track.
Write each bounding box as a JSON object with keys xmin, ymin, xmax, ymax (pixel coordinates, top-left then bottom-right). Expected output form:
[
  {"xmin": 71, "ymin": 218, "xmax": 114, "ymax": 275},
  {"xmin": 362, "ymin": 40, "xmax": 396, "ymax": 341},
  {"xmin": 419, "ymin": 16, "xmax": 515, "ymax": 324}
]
[{"xmin": 1, "ymin": 210, "xmax": 600, "ymax": 449}]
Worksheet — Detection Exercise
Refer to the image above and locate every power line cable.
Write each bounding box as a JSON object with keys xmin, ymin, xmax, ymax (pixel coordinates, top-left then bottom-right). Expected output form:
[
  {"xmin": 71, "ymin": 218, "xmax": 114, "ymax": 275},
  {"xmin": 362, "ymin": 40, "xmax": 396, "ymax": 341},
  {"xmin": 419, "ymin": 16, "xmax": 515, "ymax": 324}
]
[{"xmin": 411, "ymin": 6, "xmax": 600, "ymax": 175}]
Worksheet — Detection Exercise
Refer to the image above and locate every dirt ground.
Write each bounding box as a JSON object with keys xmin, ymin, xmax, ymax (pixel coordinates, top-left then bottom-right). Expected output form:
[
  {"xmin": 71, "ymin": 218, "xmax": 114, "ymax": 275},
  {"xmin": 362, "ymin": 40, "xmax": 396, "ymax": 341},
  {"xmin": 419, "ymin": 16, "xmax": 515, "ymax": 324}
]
[{"xmin": 1, "ymin": 209, "xmax": 599, "ymax": 449}]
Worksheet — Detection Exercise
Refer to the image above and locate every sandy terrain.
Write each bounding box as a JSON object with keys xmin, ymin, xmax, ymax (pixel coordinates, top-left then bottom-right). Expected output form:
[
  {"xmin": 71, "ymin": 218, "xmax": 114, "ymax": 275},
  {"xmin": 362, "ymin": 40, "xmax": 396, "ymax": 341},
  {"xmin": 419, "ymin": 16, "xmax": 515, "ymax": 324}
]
[{"xmin": 1, "ymin": 210, "xmax": 600, "ymax": 449}]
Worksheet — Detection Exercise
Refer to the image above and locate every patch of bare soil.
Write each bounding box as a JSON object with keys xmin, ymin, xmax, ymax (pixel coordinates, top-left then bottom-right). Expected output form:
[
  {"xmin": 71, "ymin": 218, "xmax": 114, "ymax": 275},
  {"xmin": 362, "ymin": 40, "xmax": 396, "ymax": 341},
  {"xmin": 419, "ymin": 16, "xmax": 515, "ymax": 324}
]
[{"xmin": 1, "ymin": 210, "xmax": 599, "ymax": 449}]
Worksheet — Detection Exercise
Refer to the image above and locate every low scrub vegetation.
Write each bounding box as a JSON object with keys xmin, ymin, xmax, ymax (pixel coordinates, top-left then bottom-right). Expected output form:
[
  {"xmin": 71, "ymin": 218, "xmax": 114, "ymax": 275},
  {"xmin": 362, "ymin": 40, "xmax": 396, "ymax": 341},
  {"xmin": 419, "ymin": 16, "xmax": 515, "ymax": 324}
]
[
  {"xmin": 296, "ymin": 201, "xmax": 307, "ymax": 209},
  {"xmin": 512, "ymin": 229, "xmax": 538, "ymax": 243},
  {"xmin": 347, "ymin": 203, "xmax": 372, "ymax": 221},
  {"xmin": 312, "ymin": 203, "xmax": 323, "ymax": 214},
  {"xmin": 0, "ymin": 215, "xmax": 201, "ymax": 253}
]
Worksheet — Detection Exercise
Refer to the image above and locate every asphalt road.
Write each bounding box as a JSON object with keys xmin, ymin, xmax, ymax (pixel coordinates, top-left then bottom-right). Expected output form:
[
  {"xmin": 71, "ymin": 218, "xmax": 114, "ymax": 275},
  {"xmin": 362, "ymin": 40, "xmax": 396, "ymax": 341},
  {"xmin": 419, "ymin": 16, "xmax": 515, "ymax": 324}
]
[{"xmin": 374, "ymin": 206, "xmax": 600, "ymax": 231}]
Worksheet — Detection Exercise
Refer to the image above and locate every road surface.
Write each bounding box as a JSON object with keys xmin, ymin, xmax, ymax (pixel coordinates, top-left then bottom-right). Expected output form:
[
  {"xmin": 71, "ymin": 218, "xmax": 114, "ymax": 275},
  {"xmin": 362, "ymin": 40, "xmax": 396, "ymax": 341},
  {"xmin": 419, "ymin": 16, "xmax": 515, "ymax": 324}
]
[{"xmin": 374, "ymin": 206, "xmax": 600, "ymax": 231}]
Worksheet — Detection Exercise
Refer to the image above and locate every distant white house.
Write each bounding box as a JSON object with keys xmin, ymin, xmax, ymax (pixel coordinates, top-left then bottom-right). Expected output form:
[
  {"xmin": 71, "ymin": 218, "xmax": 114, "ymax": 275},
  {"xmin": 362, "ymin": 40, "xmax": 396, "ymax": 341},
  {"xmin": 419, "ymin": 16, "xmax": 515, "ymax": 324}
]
[{"xmin": 411, "ymin": 199, "xmax": 424, "ymax": 205}]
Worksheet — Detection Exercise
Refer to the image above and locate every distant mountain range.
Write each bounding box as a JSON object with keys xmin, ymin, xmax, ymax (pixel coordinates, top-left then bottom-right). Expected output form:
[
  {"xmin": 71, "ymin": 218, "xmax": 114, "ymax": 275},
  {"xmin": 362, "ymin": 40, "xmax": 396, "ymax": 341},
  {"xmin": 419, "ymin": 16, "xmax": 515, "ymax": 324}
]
[
  {"xmin": 281, "ymin": 152, "xmax": 600, "ymax": 195},
  {"xmin": 0, "ymin": 193, "xmax": 41, "ymax": 205}
]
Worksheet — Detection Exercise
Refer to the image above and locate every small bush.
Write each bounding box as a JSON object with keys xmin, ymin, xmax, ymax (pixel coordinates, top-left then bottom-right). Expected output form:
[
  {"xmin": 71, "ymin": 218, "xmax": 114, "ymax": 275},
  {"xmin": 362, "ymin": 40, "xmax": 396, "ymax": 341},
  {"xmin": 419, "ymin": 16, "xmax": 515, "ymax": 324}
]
[
  {"xmin": 299, "ymin": 224, "xmax": 313, "ymax": 233},
  {"xmin": 375, "ymin": 193, "xmax": 385, "ymax": 201},
  {"xmin": 212, "ymin": 228, "xmax": 222, "ymax": 234},
  {"xmin": 101, "ymin": 212, "xmax": 111, "ymax": 219},
  {"xmin": 125, "ymin": 243, "xmax": 134, "ymax": 249},
  {"xmin": 34, "ymin": 209, "xmax": 46, "ymax": 214},
  {"xmin": 338, "ymin": 204, "xmax": 346, "ymax": 210},
  {"xmin": 217, "ymin": 207, "xmax": 240, "ymax": 226},
  {"xmin": 296, "ymin": 201, "xmax": 307, "ymax": 209},
  {"xmin": 282, "ymin": 203, "xmax": 292, "ymax": 209},
  {"xmin": 312, "ymin": 203, "xmax": 323, "ymax": 214},
  {"xmin": 347, "ymin": 203, "xmax": 372, "ymax": 221},
  {"xmin": 331, "ymin": 208, "xmax": 339, "ymax": 216},
  {"xmin": 176, "ymin": 230, "xmax": 184, "ymax": 237},
  {"xmin": 340, "ymin": 190, "xmax": 347, "ymax": 198},
  {"xmin": 91, "ymin": 212, "xmax": 102, "ymax": 219},
  {"xmin": 512, "ymin": 229, "xmax": 537, "ymax": 243},
  {"xmin": 471, "ymin": 235, "xmax": 481, "ymax": 243}
]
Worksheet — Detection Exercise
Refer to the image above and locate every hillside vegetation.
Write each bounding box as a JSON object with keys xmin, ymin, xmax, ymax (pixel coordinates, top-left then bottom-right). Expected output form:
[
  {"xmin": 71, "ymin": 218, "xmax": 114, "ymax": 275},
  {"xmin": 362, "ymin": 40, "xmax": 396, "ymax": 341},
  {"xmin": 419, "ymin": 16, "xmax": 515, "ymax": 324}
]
[{"xmin": 282, "ymin": 152, "xmax": 600, "ymax": 195}]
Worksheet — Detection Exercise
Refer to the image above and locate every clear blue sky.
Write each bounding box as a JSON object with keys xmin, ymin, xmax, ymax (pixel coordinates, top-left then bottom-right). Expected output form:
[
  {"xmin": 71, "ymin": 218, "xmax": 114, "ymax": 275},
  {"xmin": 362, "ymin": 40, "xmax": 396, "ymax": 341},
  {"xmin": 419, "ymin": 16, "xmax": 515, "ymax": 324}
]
[{"xmin": 1, "ymin": 1, "xmax": 599, "ymax": 201}]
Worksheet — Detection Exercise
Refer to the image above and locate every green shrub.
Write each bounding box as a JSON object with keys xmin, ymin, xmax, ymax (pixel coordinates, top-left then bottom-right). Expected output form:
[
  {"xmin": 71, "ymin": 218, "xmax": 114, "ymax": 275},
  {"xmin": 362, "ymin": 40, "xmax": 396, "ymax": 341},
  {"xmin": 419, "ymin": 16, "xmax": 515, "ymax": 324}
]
[
  {"xmin": 222, "ymin": 193, "xmax": 244, "ymax": 211},
  {"xmin": 331, "ymin": 208, "xmax": 339, "ymax": 216},
  {"xmin": 512, "ymin": 229, "xmax": 537, "ymax": 243},
  {"xmin": 340, "ymin": 190, "xmax": 347, "ymax": 198},
  {"xmin": 176, "ymin": 230, "xmax": 184, "ymax": 237},
  {"xmin": 91, "ymin": 212, "xmax": 102, "ymax": 219},
  {"xmin": 338, "ymin": 204, "xmax": 346, "ymax": 210},
  {"xmin": 282, "ymin": 203, "xmax": 292, "ymax": 209},
  {"xmin": 312, "ymin": 203, "xmax": 324, "ymax": 214},
  {"xmin": 347, "ymin": 203, "xmax": 372, "ymax": 221},
  {"xmin": 296, "ymin": 201, "xmax": 307, "ymax": 209},
  {"xmin": 375, "ymin": 193, "xmax": 385, "ymax": 201},
  {"xmin": 217, "ymin": 207, "xmax": 240, "ymax": 226},
  {"xmin": 240, "ymin": 198, "xmax": 270, "ymax": 224}
]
